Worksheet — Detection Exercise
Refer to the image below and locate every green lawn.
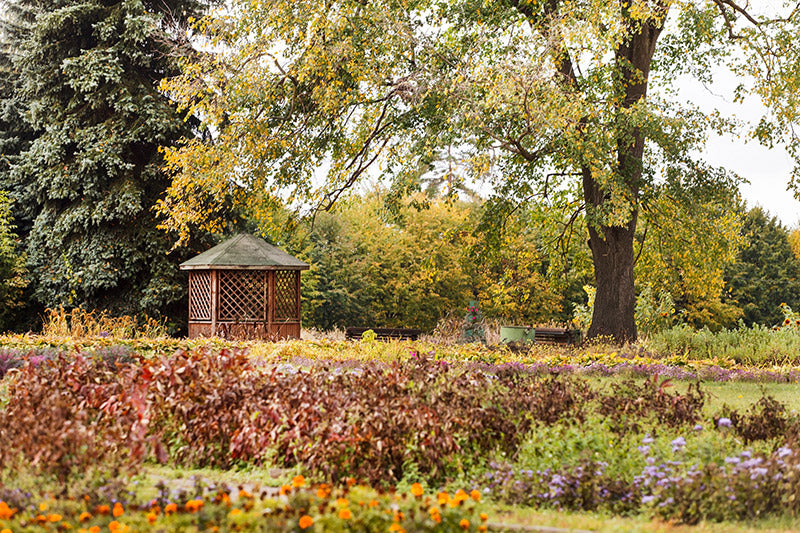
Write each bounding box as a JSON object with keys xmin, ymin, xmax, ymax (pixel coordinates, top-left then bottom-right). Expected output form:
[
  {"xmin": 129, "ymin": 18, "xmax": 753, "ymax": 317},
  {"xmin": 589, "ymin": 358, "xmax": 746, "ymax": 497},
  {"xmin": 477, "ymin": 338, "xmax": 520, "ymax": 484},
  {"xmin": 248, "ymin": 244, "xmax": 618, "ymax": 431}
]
[{"xmin": 589, "ymin": 376, "xmax": 800, "ymax": 413}]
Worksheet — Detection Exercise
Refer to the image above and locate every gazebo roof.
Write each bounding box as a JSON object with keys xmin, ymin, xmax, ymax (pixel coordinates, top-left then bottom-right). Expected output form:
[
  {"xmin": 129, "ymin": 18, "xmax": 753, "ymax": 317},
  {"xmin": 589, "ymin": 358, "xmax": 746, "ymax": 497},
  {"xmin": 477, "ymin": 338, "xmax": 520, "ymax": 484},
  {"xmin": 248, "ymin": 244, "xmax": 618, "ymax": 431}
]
[{"xmin": 180, "ymin": 234, "xmax": 310, "ymax": 271}]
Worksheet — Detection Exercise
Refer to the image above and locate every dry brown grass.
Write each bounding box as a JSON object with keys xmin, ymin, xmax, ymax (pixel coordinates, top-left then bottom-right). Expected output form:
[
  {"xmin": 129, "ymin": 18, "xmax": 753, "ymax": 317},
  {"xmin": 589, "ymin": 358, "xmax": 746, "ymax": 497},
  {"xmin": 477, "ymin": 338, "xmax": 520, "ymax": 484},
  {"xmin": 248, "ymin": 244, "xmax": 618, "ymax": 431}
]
[{"xmin": 41, "ymin": 307, "xmax": 168, "ymax": 338}]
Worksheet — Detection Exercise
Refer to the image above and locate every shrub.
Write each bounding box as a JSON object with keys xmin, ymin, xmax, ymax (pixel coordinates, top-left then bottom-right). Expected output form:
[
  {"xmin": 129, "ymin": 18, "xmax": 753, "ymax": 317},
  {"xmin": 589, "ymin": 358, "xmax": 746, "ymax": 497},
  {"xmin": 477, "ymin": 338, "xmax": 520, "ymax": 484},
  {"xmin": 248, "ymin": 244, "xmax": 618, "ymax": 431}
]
[
  {"xmin": 0, "ymin": 353, "xmax": 146, "ymax": 496},
  {"xmin": 596, "ymin": 376, "xmax": 705, "ymax": 433},
  {"xmin": 144, "ymin": 350, "xmax": 592, "ymax": 483},
  {"xmin": 720, "ymin": 395, "xmax": 798, "ymax": 444}
]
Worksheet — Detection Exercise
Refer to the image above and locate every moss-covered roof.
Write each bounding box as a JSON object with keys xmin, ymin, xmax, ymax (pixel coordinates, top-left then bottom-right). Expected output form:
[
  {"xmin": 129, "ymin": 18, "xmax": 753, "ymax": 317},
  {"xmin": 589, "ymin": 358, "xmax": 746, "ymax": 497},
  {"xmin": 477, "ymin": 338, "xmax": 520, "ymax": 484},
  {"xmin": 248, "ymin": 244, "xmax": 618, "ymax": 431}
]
[{"xmin": 179, "ymin": 234, "xmax": 309, "ymax": 270}]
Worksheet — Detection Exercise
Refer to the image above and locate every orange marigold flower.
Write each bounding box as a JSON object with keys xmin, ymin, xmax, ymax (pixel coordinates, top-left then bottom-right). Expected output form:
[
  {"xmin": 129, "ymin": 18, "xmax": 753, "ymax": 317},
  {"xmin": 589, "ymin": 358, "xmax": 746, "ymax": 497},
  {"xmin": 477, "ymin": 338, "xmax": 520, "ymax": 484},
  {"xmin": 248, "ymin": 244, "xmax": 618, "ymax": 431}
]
[
  {"xmin": 338, "ymin": 508, "xmax": 352, "ymax": 520},
  {"xmin": 164, "ymin": 503, "xmax": 178, "ymax": 514},
  {"xmin": 410, "ymin": 483, "xmax": 424, "ymax": 497},
  {"xmin": 292, "ymin": 475, "xmax": 305, "ymax": 488},
  {"xmin": 229, "ymin": 508, "xmax": 242, "ymax": 516},
  {"xmin": 39, "ymin": 502, "xmax": 48, "ymax": 512},
  {"xmin": 480, "ymin": 512, "xmax": 489, "ymax": 522},
  {"xmin": 459, "ymin": 518, "xmax": 470, "ymax": 529},
  {"xmin": 108, "ymin": 520, "xmax": 122, "ymax": 532},
  {"xmin": 470, "ymin": 489, "xmax": 482, "ymax": 502},
  {"xmin": 437, "ymin": 492, "xmax": 449, "ymax": 505},
  {"xmin": 479, "ymin": 526, "xmax": 488, "ymax": 532},
  {"xmin": 0, "ymin": 501, "xmax": 16, "ymax": 520},
  {"xmin": 336, "ymin": 498, "xmax": 349, "ymax": 508},
  {"xmin": 36, "ymin": 514, "xmax": 48, "ymax": 524},
  {"xmin": 48, "ymin": 513, "xmax": 63, "ymax": 522},
  {"xmin": 147, "ymin": 511, "xmax": 158, "ymax": 524},
  {"xmin": 389, "ymin": 524, "xmax": 403, "ymax": 532},
  {"xmin": 239, "ymin": 489, "xmax": 253, "ymax": 499},
  {"xmin": 346, "ymin": 477, "xmax": 356, "ymax": 487},
  {"xmin": 454, "ymin": 489, "xmax": 468, "ymax": 502},
  {"xmin": 316, "ymin": 484, "xmax": 331, "ymax": 499},
  {"xmin": 112, "ymin": 502, "xmax": 124, "ymax": 518},
  {"xmin": 186, "ymin": 499, "xmax": 204, "ymax": 513},
  {"xmin": 1, "ymin": 528, "xmax": 11, "ymax": 533},
  {"xmin": 279, "ymin": 485, "xmax": 292, "ymax": 496},
  {"xmin": 79, "ymin": 511, "xmax": 92, "ymax": 522},
  {"xmin": 298, "ymin": 515, "xmax": 314, "ymax": 529},
  {"xmin": 89, "ymin": 527, "xmax": 101, "ymax": 533},
  {"xmin": 96, "ymin": 505, "xmax": 110, "ymax": 515},
  {"xmin": 368, "ymin": 499, "xmax": 379, "ymax": 508}
]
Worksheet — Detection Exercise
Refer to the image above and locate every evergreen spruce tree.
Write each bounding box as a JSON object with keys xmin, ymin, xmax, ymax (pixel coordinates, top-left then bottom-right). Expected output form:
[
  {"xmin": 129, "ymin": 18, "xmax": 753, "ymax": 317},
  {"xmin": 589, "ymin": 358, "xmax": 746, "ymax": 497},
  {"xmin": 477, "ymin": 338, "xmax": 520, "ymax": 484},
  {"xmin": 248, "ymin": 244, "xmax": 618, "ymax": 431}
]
[
  {"xmin": 724, "ymin": 208, "xmax": 800, "ymax": 327},
  {"xmin": 0, "ymin": 0, "xmax": 39, "ymax": 237},
  {"xmin": 8, "ymin": 0, "xmax": 209, "ymax": 320}
]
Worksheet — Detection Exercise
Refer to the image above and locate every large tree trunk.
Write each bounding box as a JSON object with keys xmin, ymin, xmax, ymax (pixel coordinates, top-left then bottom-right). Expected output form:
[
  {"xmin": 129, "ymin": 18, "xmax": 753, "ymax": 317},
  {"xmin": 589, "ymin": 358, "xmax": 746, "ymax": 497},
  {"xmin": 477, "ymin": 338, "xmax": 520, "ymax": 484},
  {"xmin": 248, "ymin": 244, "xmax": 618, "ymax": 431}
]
[
  {"xmin": 582, "ymin": 6, "xmax": 666, "ymax": 343},
  {"xmin": 584, "ymin": 174, "xmax": 639, "ymax": 342}
]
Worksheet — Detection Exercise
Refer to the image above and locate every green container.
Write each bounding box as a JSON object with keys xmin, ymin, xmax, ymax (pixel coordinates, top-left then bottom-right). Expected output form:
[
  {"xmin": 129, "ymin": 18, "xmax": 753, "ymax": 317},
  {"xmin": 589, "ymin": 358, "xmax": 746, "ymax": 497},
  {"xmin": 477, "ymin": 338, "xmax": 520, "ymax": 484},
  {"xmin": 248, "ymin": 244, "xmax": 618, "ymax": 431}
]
[{"xmin": 500, "ymin": 326, "xmax": 535, "ymax": 344}]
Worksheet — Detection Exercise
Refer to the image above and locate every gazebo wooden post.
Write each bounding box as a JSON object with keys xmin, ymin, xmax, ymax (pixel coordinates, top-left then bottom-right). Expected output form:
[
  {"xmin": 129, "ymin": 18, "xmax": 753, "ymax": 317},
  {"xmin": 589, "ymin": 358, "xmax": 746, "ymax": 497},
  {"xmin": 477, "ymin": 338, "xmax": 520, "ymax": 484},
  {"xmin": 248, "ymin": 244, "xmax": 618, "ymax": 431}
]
[{"xmin": 211, "ymin": 270, "xmax": 219, "ymax": 336}]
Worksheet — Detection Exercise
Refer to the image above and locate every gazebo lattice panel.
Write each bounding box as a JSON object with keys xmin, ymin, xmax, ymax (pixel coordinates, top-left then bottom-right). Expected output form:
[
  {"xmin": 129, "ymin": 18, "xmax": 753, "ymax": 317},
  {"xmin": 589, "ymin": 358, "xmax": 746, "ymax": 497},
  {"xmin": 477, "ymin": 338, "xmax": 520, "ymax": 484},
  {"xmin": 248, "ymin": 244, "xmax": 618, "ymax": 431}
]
[
  {"xmin": 275, "ymin": 270, "xmax": 299, "ymax": 320},
  {"xmin": 188, "ymin": 271, "xmax": 212, "ymax": 321},
  {"xmin": 219, "ymin": 270, "xmax": 266, "ymax": 321}
]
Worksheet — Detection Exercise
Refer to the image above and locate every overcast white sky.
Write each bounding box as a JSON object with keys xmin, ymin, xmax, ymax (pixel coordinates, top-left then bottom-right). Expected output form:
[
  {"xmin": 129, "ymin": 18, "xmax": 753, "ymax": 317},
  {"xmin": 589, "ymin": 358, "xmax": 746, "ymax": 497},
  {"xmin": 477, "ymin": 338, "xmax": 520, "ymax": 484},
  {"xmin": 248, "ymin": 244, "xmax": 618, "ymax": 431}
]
[
  {"xmin": 670, "ymin": 0, "xmax": 800, "ymax": 229},
  {"xmin": 675, "ymin": 70, "xmax": 800, "ymax": 229}
]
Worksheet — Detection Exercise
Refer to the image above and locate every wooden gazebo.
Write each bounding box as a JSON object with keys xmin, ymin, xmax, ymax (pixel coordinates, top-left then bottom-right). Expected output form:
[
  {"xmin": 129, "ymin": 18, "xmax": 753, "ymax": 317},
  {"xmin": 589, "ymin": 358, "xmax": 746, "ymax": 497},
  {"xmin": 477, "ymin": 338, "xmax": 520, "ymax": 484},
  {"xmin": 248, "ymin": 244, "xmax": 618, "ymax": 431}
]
[{"xmin": 180, "ymin": 234, "xmax": 309, "ymax": 339}]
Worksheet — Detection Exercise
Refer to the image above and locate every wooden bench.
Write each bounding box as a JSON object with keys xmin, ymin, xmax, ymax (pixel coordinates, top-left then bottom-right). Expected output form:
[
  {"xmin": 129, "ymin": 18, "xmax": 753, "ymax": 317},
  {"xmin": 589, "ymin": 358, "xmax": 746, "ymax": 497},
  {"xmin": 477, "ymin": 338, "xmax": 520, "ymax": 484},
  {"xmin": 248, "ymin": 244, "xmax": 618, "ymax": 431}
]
[
  {"xmin": 532, "ymin": 327, "xmax": 581, "ymax": 345},
  {"xmin": 345, "ymin": 327, "xmax": 422, "ymax": 341}
]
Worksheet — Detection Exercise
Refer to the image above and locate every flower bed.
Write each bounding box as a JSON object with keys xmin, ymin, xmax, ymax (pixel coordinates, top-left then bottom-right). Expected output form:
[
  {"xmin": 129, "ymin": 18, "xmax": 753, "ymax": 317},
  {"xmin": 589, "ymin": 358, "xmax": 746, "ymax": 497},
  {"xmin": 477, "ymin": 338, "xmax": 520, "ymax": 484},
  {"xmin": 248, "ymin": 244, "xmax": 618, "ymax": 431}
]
[
  {"xmin": 0, "ymin": 476, "xmax": 488, "ymax": 532},
  {"xmin": 4, "ymin": 333, "xmax": 800, "ymax": 383}
]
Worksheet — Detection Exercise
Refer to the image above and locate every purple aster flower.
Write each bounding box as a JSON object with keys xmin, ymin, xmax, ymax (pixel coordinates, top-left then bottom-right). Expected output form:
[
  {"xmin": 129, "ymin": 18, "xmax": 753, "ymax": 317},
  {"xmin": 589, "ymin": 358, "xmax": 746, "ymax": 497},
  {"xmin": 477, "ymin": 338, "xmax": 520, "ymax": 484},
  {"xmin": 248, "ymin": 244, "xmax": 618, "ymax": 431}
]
[{"xmin": 718, "ymin": 417, "xmax": 732, "ymax": 428}]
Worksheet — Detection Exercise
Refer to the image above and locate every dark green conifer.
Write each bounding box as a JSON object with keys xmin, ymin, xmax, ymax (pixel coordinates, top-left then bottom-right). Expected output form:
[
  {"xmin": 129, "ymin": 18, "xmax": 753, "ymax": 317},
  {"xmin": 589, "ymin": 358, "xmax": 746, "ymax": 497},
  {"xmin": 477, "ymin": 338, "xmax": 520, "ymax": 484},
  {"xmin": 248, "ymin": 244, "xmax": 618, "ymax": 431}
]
[
  {"xmin": 724, "ymin": 207, "xmax": 800, "ymax": 327},
  {"xmin": 4, "ymin": 0, "xmax": 210, "ymax": 320}
]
